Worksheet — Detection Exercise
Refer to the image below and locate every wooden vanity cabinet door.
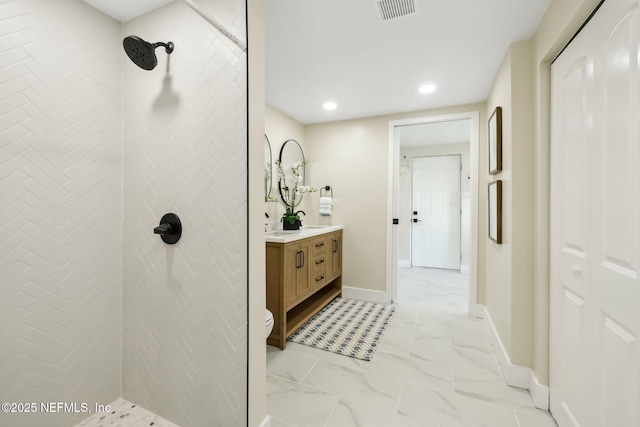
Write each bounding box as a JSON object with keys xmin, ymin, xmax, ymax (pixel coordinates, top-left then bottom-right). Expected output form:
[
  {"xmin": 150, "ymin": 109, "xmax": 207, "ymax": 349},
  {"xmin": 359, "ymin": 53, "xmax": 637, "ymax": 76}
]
[
  {"xmin": 283, "ymin": 242, "xmax": 300, "ymax": 308},
  {"xmin": 296, "ymin": 240, "xmax": 311, "ymax": 301},
  {"xmin": 283, "ymin": 239, "xmax": 311, "ymax": 308}
]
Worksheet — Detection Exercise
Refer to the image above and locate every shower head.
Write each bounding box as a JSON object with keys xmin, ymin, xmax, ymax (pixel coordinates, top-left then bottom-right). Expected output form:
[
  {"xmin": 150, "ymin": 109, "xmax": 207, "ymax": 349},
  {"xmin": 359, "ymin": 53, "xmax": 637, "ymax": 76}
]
[{"xmin": 123, "ymin": 35, "xmax": 174, "ymax": 71}]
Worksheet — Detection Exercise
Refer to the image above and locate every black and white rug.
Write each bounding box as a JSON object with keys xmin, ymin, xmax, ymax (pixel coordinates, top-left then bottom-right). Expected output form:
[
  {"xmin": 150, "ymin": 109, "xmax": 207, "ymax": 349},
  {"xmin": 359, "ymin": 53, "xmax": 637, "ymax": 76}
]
[{"xmin": 287, "ymin": 298, "xmax": 395, "ymax": 361}]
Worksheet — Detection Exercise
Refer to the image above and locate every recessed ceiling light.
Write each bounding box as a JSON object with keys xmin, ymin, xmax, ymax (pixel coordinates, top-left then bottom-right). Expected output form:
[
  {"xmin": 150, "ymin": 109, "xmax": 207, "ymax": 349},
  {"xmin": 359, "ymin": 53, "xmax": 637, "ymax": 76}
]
[
  {"xmin": 323, "ymin": 102, "xmax": 337, "ymax": 110},
  {"xmin": 418, "ymin": 84, "xmax": 437, "ymax": 94}
]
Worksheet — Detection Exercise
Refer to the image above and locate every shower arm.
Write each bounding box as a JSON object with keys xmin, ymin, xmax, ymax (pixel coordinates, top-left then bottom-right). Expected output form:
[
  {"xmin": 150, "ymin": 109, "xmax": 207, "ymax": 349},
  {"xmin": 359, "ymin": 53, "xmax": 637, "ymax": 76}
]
[
  {"xmin": 152, "ymin": 41, "xmax": 174, "ymax": 54},
  {"xmin": 180, "ymin": 0, "xmax": 247, "ymax": 52}
]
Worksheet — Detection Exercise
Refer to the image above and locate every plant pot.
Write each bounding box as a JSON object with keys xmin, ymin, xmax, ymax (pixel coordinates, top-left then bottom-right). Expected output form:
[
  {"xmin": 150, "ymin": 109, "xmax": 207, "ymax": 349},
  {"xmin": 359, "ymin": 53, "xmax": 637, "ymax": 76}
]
[{"xmin": 283, "ymin": 219, "xmax": 301, "ymax": 230}]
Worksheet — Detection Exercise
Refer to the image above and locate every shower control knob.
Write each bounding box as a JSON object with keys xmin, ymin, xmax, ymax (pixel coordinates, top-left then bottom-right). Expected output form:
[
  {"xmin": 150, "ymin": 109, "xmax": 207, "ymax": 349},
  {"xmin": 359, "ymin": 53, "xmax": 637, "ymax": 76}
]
[
  {"xmin": 154, "ymin": 224, "xmax": 172, "ymax": 235},
  {"xmin": 154, "ymin": 213, "xmax": 182, "ymax": 245}
]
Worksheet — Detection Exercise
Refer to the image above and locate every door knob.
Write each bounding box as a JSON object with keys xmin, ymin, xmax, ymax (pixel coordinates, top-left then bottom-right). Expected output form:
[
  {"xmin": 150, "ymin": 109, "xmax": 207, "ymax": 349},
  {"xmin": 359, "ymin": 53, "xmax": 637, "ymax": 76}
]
[
  {"xmin": 413, "ymin": 218, "xmax": 421, "ymax": 223},
  {"xmin": 571, "ymin": 265, "xmax": 582, "ymax": 274}
]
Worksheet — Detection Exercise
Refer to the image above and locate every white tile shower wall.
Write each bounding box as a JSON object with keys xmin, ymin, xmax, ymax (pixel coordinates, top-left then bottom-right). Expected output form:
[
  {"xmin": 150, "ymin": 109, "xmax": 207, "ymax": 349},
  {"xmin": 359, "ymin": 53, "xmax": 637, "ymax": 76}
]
[
  {"xmin": 0, "ymin": 1, "xmax": 123, "ymax": 426},
  {"xmin": 121, "ymin": 1, "xmax": 248, "ymax": 426}
]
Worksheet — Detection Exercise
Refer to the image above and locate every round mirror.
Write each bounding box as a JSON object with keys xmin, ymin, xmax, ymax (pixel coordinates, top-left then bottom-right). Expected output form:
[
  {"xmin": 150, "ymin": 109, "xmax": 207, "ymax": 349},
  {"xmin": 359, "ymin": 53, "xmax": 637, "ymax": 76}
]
[
  {"xmin": 264, "ymin": 134, "xmax": 272, "ymax": 200},
  {"xmin": 278, "ymin": 139, "xmax": 305, "ymax": 207}
]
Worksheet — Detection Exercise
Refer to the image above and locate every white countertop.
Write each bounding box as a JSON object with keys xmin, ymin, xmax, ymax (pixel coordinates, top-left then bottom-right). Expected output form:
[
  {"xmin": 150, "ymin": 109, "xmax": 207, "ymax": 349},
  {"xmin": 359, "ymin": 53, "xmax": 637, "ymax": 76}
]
[{"xmin": 265, "ymin": 225, "xmax": 343, "ymax": 243}]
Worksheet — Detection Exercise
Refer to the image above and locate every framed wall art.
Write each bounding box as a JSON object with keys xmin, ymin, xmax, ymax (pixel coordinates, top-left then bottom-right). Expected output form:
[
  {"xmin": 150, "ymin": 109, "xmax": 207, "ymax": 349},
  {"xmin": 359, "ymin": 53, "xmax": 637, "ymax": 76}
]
[
  {"xmin": 489, "ymin": 106, "xmax": 502, "ymax": 174},
  {"xmin": 488, "ymin": 180, "xmax": 502, "ymax": 244}
]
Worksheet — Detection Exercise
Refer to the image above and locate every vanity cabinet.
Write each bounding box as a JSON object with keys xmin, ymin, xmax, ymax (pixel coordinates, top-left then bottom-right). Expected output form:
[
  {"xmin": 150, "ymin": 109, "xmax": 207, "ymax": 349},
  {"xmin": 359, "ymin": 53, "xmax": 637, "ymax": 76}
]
[{"xmin": 266, "ymin": 229, "xmax": 343, "ymax": 349}]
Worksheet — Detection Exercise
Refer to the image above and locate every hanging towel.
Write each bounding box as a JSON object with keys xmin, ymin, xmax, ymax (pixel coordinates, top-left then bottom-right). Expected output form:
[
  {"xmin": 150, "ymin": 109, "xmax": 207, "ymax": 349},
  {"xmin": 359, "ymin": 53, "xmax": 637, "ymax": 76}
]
[{"xmin": 319, "ymin": 196, "xmax": 333, "ymax": 216}]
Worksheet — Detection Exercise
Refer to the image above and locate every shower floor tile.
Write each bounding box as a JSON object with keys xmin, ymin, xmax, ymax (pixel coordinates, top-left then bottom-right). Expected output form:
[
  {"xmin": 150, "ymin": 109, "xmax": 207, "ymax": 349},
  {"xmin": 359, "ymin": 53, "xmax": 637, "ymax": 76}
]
[{"xmin": 75, "ymin": 398, "xmax": 180, "ymax": 427}]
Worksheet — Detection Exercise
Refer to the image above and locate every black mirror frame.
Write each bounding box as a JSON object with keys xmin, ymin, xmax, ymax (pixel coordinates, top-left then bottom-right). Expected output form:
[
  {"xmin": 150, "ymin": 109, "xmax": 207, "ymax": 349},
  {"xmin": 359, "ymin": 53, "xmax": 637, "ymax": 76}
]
[
  {"xmin": 278, "ymin": 139, "xmax": 305, "ymax": 208},
  {"xmin": 265, "ymin": 134, "xmax": 272, "ymax": 200}
]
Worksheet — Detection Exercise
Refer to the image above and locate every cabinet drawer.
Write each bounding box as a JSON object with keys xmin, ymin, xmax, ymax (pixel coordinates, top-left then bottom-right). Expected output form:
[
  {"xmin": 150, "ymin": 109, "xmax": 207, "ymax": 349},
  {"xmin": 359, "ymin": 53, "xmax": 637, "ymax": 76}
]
[
  {"xmin": 311, "ymin": 236, "xmax": 327, "ymax": 256},
  {"xmin": 312, "ymin": 268, "xmax": 327, "ymax": 288},
  {"xmin": 312, "ymin": 254, "xmax": 326, "ymax": 272}
]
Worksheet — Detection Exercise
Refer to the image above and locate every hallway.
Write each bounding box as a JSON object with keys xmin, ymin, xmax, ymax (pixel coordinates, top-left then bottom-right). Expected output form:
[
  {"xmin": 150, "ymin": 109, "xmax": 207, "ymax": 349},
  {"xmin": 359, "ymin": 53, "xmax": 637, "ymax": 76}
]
[{"xmin": 266, "ymin": 268, "xmax": 557, "ymax": 427}]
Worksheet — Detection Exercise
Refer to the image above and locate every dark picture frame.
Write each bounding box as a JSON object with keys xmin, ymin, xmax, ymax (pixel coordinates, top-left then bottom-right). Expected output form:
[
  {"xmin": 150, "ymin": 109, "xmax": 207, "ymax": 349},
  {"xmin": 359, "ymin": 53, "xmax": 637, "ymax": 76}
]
[
  {"xmin": 488, "ymin": 180, "xmax": 502, "ymax": 244},
  {"xmin": 489, "ymin": 106, "xmax": 502, "ymax": 174}
]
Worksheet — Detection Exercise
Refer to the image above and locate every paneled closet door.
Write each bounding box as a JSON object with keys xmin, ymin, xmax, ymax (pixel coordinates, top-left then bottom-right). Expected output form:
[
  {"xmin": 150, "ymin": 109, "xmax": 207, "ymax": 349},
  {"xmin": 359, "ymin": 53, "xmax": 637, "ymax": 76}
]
[{"xmin": 550, "ymin": 0, "xmax": 640, "ymax": 426}]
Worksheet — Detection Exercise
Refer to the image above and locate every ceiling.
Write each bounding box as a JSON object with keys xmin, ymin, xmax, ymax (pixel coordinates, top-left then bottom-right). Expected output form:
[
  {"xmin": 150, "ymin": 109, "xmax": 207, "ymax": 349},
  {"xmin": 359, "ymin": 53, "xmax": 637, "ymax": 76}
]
[
  {"xmin": 266, "ymin": 0, "xmax": 551, "ymax": 124},
  {"xmin": 82, "ymin": 0, "xmax": 172, "ymax": 22}
]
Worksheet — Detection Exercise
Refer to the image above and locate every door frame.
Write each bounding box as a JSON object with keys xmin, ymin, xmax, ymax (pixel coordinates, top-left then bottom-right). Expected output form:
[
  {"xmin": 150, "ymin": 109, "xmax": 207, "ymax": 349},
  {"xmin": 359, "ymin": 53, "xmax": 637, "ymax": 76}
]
[
  {"xmin": 386, "ymin": 111, "xmax": 480, "ymax": 315},
  {"xmin": 410, "ymin": 154, "xmax": 462, "ymax": 269}
]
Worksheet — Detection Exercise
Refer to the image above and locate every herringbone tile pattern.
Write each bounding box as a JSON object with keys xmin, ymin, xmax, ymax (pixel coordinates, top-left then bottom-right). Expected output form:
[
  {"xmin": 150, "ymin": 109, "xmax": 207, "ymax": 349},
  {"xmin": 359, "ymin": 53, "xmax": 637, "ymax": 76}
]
[
  {"xmin": 121, "ymin": 2, "xmax": 247, "ymax": 426},
  {"xmin": 1, "ymin": 0, "xmax": 248, "ymax": 426},
  {"xmin": 0, "ymin": 1, "xmax": 123, "ymax": 426}
]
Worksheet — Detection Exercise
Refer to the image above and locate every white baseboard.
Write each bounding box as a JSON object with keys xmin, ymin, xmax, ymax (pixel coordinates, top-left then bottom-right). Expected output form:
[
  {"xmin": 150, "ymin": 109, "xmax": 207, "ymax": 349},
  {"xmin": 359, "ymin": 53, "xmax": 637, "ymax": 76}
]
[
  {"xmin": 480, "ymin": 305, "xmax": 550, "ymax": 410},
  {"xmin": 529, "ymin": 371, "xmax": 550, "ymax": 411},
  {"xmin": 342, "ymin": 286, "xmax": 391, "ymax": 304},
  {"xmin": 258, "ymin": 415, "xmax": 271, "ymax": 427},
  {"xmin": 460, "ymin": 264, "xmax": 469, "ymax": 274},
  {"xmin": 398, "ymin": 259, "xmax": 411, "ymax": 269}
]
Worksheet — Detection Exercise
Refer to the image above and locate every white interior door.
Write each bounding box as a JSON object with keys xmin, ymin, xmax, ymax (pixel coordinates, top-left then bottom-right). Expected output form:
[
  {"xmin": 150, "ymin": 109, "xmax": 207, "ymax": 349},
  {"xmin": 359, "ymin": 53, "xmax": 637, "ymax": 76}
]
[
  {"xmin": 411, "ymin": 155, "xmax": 461, "ymax": 269},
  {"xmin": 550, "ymin": 0, "xmax": 640, "ymax": 425}
]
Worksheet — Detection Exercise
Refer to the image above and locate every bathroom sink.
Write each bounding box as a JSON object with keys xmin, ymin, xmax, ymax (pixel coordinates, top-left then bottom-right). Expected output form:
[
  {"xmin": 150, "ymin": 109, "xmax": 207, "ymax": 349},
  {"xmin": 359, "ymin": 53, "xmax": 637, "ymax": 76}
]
[{"xmin": 303, "ymin": 225, "xmax": 328, "ymax": 229}]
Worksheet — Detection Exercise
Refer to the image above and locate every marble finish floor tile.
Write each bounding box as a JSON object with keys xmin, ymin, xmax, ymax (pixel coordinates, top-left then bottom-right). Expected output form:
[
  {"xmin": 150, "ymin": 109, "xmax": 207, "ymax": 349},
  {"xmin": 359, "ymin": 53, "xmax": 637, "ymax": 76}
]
[
  {"xmin": 267, "ymin": 345, "xmax": 318, "ymax": 382},
  {"xmin": 302, "ymin": 361, "xmax": 402, "ymax": 412},
  {"xmin": 359, "ymin": 350, "xmax": 453, "ymax": 392},
  {"xmin": 398, "ymin": 383, "xmax": 519, "ymax": 427},
  {"xmin": 450, "ymin": 332, "xmax": 494, "ymax": 354},
  {"xmin": 411, "ymin": 336, "xmax": 501, "ymax": 375},
  {"xmin": 266, "ymin": 267, "xmax": 559, "ymax": 427},
  {"xmin": 453, "ymin": 370, "xmax": 547, "ymax": 416},
  {"xmin": 327, "ymin": 398, "xmax": 436, "ymax": 427},
  {"xmin": 267, "ymin": 374, "xmax": 339, "ymax": 427}
]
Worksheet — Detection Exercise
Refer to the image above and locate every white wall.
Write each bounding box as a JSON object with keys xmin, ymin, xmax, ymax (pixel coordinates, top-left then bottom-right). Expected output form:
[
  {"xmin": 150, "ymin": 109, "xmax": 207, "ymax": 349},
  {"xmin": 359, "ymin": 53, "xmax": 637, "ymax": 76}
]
[
  {"xmin": 248, "ymin": 0, "xmax": 267, "ymax": 426},
  {"xmin": 0, "ymin": 1, "xmax": 122, "ymax": 425},
  {"xmin": 484, "ymin": 48, "xmax": 515, "ymax": 360},
  {"xmin": 483, "ymin": 39, "xmax": 535, "ymax": 368},
  {"xmin": 399, "ymin": 143, "xmax": 471, "ymax": 268},
  {"xmin": 121, "ymin": 2, "xmax": 248, "ymax": 426}
]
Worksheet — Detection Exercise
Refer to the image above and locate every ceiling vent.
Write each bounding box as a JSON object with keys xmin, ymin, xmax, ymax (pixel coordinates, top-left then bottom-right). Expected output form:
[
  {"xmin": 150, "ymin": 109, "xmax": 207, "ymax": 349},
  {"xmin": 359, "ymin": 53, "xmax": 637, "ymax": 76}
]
[{"xmin": 375, "ymin": 0, "xmax": 419, "ymax": 22}]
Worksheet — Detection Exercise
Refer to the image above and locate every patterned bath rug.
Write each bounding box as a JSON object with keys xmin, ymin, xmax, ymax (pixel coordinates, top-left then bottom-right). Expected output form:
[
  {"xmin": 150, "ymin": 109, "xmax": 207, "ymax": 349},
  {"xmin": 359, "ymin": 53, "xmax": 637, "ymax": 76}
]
[{"xmin": 288, "ymin": 298, "xmax": 395, "ymax": 361}]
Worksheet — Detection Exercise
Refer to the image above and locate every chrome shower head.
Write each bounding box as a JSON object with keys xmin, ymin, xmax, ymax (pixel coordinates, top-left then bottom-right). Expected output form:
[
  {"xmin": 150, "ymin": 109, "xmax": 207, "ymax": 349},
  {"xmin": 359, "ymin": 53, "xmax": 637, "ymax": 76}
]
[{"xmin": 123, "ymin": 35, "xmax": 174, "ymax": 71}]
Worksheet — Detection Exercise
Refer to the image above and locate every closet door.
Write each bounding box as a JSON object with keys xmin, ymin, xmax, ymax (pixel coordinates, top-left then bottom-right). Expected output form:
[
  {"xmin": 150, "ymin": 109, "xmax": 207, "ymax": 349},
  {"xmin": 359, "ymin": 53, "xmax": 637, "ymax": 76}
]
[{"xmin": 550, "ymin": 0, "xmax": 640, "ymax": 425}]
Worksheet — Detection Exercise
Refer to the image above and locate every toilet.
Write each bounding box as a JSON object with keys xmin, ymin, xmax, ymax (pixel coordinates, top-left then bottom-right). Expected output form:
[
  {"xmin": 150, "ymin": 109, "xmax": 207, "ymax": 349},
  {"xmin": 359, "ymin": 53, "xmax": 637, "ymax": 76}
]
[{"xmin": 265, "ymin": 309, "xmax": 274, "ymax": 339}]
